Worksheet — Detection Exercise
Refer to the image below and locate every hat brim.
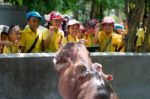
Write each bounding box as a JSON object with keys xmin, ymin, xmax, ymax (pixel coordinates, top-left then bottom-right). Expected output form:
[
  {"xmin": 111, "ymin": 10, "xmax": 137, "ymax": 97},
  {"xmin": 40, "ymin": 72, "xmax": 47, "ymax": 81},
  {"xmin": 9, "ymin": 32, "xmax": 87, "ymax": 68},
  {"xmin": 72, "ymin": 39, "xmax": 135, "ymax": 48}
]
[
  {"xmin": 68, "ymin": 23, "xmax": 80, "ymax": 26},
  {"xmin": 51, "ymin": 17, "xmax": 62, "ymax": 20},
  {"xmin": 33, "ymin": 15, "xmax": 44, "ymax": 22},
  {"xmin": 27, "ymin": 15, "xmax": 44, "ymax": 22},
  {"xmin": 102, "ymin": 22, "xmax": 114, "ymax": 24}
]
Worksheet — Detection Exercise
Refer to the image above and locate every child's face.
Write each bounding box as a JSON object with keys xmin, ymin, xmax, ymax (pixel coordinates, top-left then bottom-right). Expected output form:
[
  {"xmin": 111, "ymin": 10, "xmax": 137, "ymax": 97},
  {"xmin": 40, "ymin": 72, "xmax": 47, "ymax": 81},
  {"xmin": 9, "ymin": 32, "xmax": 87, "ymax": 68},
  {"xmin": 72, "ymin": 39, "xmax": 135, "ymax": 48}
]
[
  {"xmin": 103, "ymin": 23, "xmax": 114, "ymax": 33},
  {"xmin": 68, "ymin": 24, "xmax": 79, "ymax": 35},
  {"xmin": 51, "ymin": 19, "xmax": 62, "ymax": 28},
  {"xmin": 9, "ymin": 26, "xmax": 21, "ymax": 42},
  {"xmin": 27, "ymin": 16, "xmax": 40, "ymax": 32},
  {"xmin": 86, "ymin": 26, "xmax": 95, "ymax": 35}
]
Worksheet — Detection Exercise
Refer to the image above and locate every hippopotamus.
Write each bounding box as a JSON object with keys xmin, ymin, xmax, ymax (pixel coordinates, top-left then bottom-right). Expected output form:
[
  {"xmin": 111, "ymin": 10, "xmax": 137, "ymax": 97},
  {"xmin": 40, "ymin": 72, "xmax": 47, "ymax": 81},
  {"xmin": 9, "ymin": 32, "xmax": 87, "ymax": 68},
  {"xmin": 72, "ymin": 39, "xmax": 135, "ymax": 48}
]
[{"xmin": 53, "ymin": 42, "xmax": 119, "ymax": 99}]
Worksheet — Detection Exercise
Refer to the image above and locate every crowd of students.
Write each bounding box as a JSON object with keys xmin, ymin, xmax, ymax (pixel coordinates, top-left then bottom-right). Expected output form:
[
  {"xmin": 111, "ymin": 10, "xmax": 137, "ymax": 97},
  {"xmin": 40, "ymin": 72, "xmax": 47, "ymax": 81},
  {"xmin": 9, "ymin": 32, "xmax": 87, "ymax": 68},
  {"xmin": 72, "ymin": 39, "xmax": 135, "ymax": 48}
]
[{"xmin": 0, "ymin": 10, "xmax": 147, "ymax": 53}]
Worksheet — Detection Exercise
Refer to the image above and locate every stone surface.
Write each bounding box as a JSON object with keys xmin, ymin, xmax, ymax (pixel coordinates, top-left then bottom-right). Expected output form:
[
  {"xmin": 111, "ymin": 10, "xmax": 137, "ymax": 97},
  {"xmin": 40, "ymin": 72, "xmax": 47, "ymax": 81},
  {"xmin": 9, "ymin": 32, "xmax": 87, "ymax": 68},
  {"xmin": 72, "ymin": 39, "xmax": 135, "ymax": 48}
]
[{"xmin": 0, "ymin": 52, "xmax": 150, "ymax": 99}]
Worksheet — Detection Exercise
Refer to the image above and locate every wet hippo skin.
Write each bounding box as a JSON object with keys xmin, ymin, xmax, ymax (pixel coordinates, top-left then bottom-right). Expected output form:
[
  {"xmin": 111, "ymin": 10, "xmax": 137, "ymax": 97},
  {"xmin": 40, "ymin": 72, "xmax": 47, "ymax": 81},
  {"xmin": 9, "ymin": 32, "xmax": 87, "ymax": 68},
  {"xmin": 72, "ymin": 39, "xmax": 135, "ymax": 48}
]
[{"xmin": 53, "ymin": 42, "xmax": 119, "ymax": 99}]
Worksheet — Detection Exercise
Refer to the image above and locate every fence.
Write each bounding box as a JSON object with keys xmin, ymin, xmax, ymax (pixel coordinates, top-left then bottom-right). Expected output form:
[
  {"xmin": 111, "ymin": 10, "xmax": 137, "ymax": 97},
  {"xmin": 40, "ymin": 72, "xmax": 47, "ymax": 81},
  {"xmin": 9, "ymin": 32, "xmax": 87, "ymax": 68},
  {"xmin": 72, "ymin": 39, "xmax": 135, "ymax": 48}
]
[{"xmin": 0, "ymin": 52, "xmax": 150, "ymax": 99}]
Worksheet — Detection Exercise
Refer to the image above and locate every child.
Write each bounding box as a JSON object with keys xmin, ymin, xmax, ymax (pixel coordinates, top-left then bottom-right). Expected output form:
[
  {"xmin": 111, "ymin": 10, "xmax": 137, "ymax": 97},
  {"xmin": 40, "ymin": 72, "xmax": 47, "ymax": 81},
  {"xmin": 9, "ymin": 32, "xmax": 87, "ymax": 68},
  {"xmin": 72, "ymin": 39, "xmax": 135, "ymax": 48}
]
[
  {"xmin": 94, "ymin": 16, "xmax": 125, "ymax": 52},
  {"xmin": 43, "ymin": 11, "xmax": 64, "ymax": 52},
  {"xmin": 114, "ymin": 23, "xmax": 125, "ymax": 36},
  {"xmin": 3, "ymin": 25, "xmax": 21, "ymax": 53},
  {"xmin": 77, "ymin": 24, "xmax": 86, "ymax": 39},
  {"xmin": 19, "ymin": 11, "xmax": 46, "ymax": 53},
  {"xmin": 63, "ymin": 19, "xmax": 80, "ymax": 45},
  {"xmin": 0, "ymin": 25, "xmax": 11, "ymax": 53},
  {"xmin": 82, "ymin": 19, "xmax": 98, "ymax": 47}
]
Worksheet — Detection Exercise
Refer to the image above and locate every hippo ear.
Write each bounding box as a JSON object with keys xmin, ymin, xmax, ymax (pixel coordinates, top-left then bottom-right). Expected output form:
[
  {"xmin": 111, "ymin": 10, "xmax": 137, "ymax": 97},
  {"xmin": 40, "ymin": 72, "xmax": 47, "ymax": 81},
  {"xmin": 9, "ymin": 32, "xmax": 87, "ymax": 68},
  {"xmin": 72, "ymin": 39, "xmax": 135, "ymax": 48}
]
[
  {"xmin": 92, "ymin": 63, "xmax": 103, "ymax": 71},
  {"xmin": 53, "ymin": 57, "xmax": 72, "ymax": 75}
]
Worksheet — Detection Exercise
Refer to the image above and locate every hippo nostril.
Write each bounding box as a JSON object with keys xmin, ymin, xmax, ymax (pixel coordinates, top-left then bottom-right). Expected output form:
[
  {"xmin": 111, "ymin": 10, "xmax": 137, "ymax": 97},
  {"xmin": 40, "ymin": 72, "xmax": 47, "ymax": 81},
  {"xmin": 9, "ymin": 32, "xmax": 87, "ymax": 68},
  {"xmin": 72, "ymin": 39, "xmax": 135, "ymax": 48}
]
[
  {"xmin": 95, "ymin": 90, "xmax": 109, "ymax": 99},
  {"xmin": 95, "ymin": 86, "xmax": 109, "ymax": 99},
  {"xmin": 94, "ymin": 92, "xmax": 109, "ymax": 99}
]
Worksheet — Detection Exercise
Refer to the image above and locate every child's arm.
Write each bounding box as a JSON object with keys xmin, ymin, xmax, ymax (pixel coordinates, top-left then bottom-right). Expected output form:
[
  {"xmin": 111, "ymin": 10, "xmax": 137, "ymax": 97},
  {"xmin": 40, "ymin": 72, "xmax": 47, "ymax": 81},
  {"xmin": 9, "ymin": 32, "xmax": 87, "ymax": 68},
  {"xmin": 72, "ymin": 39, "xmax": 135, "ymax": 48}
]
[
  {"xmin": 43, "ymin": 26, "xmax": 55, "ymax": 50},
  {"xmin": 0, "ymin": 40, "xmax": 12, "ymax": 46},
  {"xmin": 94, "ymin": 23, "xmax": 100, "ymax": 44}
]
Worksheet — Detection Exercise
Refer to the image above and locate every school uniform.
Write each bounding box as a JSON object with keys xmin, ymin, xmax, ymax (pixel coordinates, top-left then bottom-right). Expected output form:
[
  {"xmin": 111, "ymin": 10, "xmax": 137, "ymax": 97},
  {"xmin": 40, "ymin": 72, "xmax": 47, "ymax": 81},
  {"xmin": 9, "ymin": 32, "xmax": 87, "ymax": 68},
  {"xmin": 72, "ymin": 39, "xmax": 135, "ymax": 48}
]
[
  {"xmin": 97, "ymin": 31, "xmax": 125, "ymax": 52},
  {"xmin": 82, "ymin": 33, "xmax": 95, "ymax": 47},
  {"xmin": 3, "ymin": 43, "xmax": 19, "ymax": 53},
  {"xmin": 43, "ymin": 29, "xmax": 64, "ymax": 52},
  {"xmin": 63, "ymin": 34, "xmax": 79, "ymax": 45},
  {"xmin": 20, "ymin": 25, "xmax": 45, "ymax": 53}
]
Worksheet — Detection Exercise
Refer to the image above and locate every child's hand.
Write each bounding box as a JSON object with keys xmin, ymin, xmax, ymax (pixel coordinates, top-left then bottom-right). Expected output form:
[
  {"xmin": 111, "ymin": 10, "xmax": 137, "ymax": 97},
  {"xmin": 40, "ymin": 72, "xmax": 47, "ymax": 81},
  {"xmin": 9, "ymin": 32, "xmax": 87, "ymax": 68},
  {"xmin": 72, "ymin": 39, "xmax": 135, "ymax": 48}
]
[
  {"xmin": 95, "ymin": 23, "xmax": 100, "ymax": 33},
  {"xmin": 50, "ymin": 26, "xmax": 58, "ymax": 32},
  {"xmin": 14, "ymin": 40, "xmax": 20, "ymax": 47}
]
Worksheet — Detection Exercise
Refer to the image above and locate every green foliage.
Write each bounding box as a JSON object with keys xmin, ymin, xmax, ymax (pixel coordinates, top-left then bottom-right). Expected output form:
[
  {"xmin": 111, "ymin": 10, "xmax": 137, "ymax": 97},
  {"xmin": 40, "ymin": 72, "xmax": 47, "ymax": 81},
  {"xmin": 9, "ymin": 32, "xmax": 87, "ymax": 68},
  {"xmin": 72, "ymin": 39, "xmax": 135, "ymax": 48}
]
[{"xmin": 3, "ymin": 0, "xmax": 125, "ymax": 18}]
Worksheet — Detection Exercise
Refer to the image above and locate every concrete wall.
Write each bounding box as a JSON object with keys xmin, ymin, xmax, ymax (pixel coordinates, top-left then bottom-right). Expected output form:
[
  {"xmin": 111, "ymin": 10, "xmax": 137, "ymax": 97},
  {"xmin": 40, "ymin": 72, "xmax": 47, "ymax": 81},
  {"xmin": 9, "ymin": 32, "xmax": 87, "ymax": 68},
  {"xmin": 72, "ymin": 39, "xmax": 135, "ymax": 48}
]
[
  {"xmin": 0, "ymin": 5, "xmax": 27, "ymax": 27},
  {"xmin": 0, "ymin": 53, "xmax": 150, "ymax": 99}
]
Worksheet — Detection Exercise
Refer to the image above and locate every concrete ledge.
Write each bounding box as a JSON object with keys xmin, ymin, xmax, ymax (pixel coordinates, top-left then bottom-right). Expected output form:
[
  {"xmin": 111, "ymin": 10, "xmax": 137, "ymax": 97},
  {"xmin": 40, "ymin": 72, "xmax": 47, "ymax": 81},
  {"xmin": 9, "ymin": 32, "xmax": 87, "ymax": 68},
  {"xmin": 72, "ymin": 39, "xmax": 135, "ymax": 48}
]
[{"xmin": 0, "ymin": 53, "xmax": 150, "ymax": 99}]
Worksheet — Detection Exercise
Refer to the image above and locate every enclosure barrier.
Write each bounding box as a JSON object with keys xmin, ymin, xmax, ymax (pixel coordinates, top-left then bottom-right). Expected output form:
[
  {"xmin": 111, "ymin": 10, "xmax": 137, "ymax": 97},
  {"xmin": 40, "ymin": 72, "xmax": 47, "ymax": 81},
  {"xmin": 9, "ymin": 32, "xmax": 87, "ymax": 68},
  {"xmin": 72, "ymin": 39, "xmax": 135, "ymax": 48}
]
[{"xmin": 0, "ymin": 52, "xmax": 150, "ymax": 99}]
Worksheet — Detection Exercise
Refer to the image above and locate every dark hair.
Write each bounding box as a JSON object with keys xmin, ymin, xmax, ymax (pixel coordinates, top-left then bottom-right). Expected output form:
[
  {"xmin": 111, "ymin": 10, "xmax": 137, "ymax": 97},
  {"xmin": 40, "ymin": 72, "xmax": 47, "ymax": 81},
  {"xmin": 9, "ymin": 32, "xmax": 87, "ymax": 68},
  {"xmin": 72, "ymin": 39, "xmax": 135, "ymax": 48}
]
[
  {"xmin": 86, "ymin": 19, "xmax": 98, "ymax": 28},
  {"xmin": 8, "ymin": 25, "xmax": 20, "ymax": 34}
]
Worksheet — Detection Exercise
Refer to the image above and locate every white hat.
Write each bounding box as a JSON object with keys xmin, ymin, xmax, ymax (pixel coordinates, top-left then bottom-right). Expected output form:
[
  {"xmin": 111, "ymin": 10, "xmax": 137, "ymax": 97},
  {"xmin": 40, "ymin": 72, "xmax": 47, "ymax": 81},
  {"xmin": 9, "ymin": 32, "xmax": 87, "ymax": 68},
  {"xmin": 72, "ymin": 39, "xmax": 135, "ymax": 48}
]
[{"xmin": 67, "ymin": 19, "xmax": 80, "ymax": 26}]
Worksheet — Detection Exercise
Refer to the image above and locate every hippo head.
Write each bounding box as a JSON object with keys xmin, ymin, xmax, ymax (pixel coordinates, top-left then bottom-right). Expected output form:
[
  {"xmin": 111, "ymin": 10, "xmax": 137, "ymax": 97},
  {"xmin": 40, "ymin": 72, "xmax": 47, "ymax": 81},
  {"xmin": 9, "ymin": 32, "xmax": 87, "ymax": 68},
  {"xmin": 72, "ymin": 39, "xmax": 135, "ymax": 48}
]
[{"xmin": 53, "ymin": 42, "xmax": 92, "ymax": 75}]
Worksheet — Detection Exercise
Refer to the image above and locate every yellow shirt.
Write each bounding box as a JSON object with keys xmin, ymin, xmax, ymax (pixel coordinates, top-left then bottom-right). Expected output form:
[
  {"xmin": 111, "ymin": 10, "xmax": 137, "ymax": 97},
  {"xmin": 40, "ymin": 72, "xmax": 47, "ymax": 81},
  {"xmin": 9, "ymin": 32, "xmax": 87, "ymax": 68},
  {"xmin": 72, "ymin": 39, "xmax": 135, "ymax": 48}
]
[
  {"xmin": 136, "ymin": 28, "xmax": 145, "ymax": 47},
  {"xmin": 63, "ymin": 34, "xmax": 79, "ymax": 45},
  {"xmin": 98, "ymin": 31, "xmax": 125, "ymax": 52},
  {"xmin": 20, "ymin": 25, "xmax": 46, "ymax": 53},
  {"xmin": 43, "ymin": 29, "xmax": 64, "ymax": 52},
  {"xmin": 82, "ymin": 33, "xmax": 95, "ymax": 47},
  {"xmin": 147, "ymin": 35, "xmax": 150, "ymax": 51},
  {"xmin": 3, "ymin": 44, "xmax": 19, "ymax": 53}
]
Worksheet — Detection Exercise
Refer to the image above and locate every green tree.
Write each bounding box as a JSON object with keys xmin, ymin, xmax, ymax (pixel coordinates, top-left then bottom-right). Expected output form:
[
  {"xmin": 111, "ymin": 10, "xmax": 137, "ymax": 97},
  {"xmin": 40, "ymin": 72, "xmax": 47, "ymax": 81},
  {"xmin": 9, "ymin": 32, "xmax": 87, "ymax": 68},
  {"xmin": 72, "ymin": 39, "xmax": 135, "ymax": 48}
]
[
  {"xmin": 3, "ymin": 0, "xmax": 66, "ymax": 13},
  {"xmin": 3, "ymin": 0, "xmax": 124, "ymax": 19},
  {"xmin": 124, "ymin": 0, "xmax": 146, "ymax": 52},
  {"xmin": 81, "ymin": 0, "xmax": 124, "ymax": 20},
  {"xmin": 142, "ymin": 0, "xmax": 150, "ymax": 51}
]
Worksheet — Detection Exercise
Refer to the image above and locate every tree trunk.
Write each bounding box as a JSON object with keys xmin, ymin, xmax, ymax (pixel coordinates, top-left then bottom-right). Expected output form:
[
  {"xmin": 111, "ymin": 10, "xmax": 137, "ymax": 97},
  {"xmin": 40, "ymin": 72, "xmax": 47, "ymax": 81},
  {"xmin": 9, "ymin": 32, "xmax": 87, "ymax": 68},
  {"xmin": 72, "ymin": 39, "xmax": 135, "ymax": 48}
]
[
  {"xmin": 74, "ymin": 11, "xmax": 79, "ymax": 20},
  {"xmin": 125, "ymin": 0, "xmax": 145, "ymax": 52},
  {"xmin": 142, "ymin": 9, "xmax": 150, "ymax": 52},
  {"xmin": 90, "ymin": 1, "xmax": 96, "ymax": 19}
]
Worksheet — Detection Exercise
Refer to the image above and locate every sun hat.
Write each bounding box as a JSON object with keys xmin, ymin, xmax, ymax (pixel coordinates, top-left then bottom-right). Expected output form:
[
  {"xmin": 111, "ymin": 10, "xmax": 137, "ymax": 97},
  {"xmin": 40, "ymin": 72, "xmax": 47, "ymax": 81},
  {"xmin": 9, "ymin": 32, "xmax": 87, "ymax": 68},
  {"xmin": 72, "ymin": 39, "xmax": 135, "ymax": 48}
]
[
  {"xmin": 102, "ymin": 16, "xmax": 115, "ymax": 24},
  {"xmin": 0, "ymin": 25, "xmax": 9, "ymax": 34},
  {"xmin": 26, "ymin": 11, "xmax": 44, "ymax": 22},
  {"xmin": 67, "ymin": 19, "xmax": 80, "ymax": 26},
  {"xmin": 114, "ymin": 23, "xmax": 124, "ymax": 30},
  {"xmin": 44, "ymin": 11, "xmax": 63, "ymax": 22}
]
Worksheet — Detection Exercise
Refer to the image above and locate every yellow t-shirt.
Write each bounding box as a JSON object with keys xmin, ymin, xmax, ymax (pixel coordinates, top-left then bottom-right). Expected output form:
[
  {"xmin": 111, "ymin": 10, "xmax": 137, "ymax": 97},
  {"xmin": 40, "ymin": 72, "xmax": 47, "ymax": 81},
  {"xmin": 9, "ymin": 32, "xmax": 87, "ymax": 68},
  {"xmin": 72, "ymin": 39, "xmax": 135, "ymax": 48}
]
[
  {"xmin": 43, "ymin": 29, "xmax": 64, "ymax": 52},
  {"xmin": 136, "ymin": 28, "xmax": 145, "ymax": 47},
  {"xmin": 3, "ymin": 44, "xmax": 18, "ymax": 53},
  {"xmin": 98, "ymin": 31, "xmax": 125, "ymax": 52},
  {"xmin": 82, "ymin": 33, "xmax": 95, "ymax": 47},
  {"xmin": 147, "ymin": 34, "xmax": 150, "ymax": 51},
  {"xmin": 63, "ymin": 34, "xmax": 79, "ymax": 45},
  {"xmin": 20, "ymin": 25, "xmax": 46, "ymax": 53}
]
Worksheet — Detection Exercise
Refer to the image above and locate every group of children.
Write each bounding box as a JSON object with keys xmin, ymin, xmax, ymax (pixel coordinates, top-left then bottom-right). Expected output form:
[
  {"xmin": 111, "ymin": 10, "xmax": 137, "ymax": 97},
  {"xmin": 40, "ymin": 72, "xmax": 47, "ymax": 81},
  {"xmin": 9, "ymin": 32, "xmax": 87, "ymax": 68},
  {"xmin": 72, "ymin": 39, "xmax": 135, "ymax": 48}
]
[
  {"xmin": 0, "ymin": 10, "xmax": 129, "ymax": 53},
  {"xmin": 0, "ymin": 25, "xmax": 21, "ymax": 53}
]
